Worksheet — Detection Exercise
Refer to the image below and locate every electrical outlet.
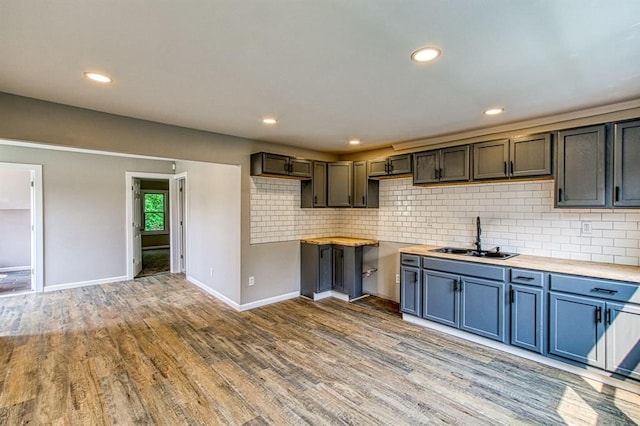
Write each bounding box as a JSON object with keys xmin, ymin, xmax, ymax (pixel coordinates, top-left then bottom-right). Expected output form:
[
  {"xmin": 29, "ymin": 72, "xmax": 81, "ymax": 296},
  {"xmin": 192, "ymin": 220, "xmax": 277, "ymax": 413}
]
[
  {"xmin": 395, "ymin": 274, "xmax": 400, "ymax": 284},
  {"xmin": 581, "ymin": 221, "xmax": 592, "ymax": 235},
  {"xmin": 249, "ymin": 276, "xmax": 255, "ymax": 286}
]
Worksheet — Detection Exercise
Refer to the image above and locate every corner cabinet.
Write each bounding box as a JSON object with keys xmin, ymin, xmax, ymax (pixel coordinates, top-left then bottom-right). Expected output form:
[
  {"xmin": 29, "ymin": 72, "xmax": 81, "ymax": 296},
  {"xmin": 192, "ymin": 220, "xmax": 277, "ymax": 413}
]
[
  {"xmin": 250, "ymin": 152, "xmax": 312, "ymax": 179},
  {"xmin": 300, "ymin": 242, "xmax": 364, "ymax": 300},
  {"xmin": 613, "ymin": 120, "xmax": 640, "ymax": 207},
  {"xmin": 556, "ymin": 125, "xmax": 606, "ymax": 207},
  {"xmin": 327, "ymin": 162, "xmax": 353, "ymax": 207},
  {"xmin": 413, "ymin": 146, "xmax": 470, "ymax": 185}
]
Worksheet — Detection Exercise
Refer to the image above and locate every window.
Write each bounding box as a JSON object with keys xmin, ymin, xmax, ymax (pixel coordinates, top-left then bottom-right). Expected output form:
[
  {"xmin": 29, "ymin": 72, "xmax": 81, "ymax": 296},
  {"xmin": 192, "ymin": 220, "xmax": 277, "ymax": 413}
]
[{"xmin": 143, "ymin": 191, "xmax": 167, "ymax": 233}]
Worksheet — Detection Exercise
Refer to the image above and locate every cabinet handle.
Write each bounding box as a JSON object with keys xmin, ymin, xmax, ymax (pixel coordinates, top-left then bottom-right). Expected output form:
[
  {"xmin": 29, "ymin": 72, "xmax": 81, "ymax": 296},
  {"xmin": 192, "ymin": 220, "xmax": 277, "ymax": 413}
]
[
  {"xmin": 558, "ymin": 188, "xmax": 563, "ymax": 202},
  {"xmin": 514, "ymin": 276, "xmax": 534, "ymax": 281},
  {"xmin": 615, "ymin": 186, "xmax": 620, "ymax": 202},
  {"xmin": 435, "ymin": 168, "xmax": 440, "ymax": 180},
  {"xmin": 510, "ymin": 161, "xmax": 514, "ymax": 175},
  {"xmin": 592, "ymin": 287, "xmax": 618, "ymax": 295},
  {"xmin": 595, "ymin": 306, "xmax": 602, "ymax": 324},
  {"xmin": 389, "ymin": 163, "xmax": 394, "ymax": 173},
  {"xmin": 314, "ymin": 195, "xmax": 318, "ymax": 204},
  {"xmin": 605, "ymin": 308, "xmax": 612, "ymax": 325},
  {"xmin": 384, "ymin": 163, "xmax": 389, "ymax": 173},
  {"xmin": 503, "ymin": 161, "xmax": 507, "ymax": 175},
  {"xmin": 452, "ymin": 280, "xmax": 458, "ymax": 292},
  {"xmin": 348, "ymin": 195, "xmax": 351, "ymax": 204},
  {"xmin": 412, "ymin": 271, "xmax": 418, "ymax": 283},
  {"xmin": 440, "ymin": 168, "xmax": 444, "ymax": 180},
  {"xmin": 509, "ymin": 288, "xmax": 515, "ymax": 304},
  {"xmin": 362, "ymin": 196, "xmax": 365, "ymax": 205}
]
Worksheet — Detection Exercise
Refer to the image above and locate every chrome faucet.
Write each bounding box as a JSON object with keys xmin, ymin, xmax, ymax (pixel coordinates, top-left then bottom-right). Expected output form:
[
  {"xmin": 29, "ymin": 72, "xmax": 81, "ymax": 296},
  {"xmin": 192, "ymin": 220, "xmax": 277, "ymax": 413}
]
[{"xmin": 475, "ymin": 216, "xmax": 482, "ymax": 252}]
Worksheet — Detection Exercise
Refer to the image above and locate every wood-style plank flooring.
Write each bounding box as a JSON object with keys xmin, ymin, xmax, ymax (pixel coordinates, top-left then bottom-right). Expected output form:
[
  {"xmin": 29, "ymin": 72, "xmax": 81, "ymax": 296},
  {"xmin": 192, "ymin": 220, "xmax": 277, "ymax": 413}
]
[{"xmin": 1, "ymin": 274, "xmax": 639, "ymax": 425}]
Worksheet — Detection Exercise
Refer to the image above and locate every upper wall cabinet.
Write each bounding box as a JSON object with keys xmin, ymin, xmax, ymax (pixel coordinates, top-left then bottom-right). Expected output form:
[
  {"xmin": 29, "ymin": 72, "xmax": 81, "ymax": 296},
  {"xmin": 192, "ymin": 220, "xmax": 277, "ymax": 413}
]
[
  {"xmin": 251, "ymin": 152, "xmax": 312, "ymax": 179},
  {"xmin": 353, "ymin": 161, "xmax": 379, "ymax": 208},
  {"xmin": 301, "ymin": 161, "xmax": 327, "ymax": 208},
  {"xmin": 556, "ymin": 125, "xmax": 606, "ymax": 208},
  {"xmin": 613, "ymin": 120, "xmax": 640, "ymax": 207},
  {"xmin": 368, "ymin": 154, "xmax": 413, "ymax": 178},
  {"xmin": 473, "ymin": 134, "xmax": 552, "ymax": 181},
  {"xmin": 327, "ymin": 161, "xmax": 353, "ymax": 207},
  {"xmin": 413, "ymin": 146, "xmax": 470, "ymax": 185}
]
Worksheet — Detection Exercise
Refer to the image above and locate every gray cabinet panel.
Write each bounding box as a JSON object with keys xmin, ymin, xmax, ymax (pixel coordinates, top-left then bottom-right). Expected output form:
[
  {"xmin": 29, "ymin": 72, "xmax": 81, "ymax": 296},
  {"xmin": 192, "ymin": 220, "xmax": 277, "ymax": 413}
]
[
  {"xmin": 388, "ymin": 154, "xmax": 412, "ymax": 175},
  {"xmin": 332, "ymin": 246, "xmax": 345, "ymax": 293},
  {"xmin": 549, "ymin": 292, "xmax": 606, "ymax": 369},
  {"xmin": 300, "ymin": 243, "xmax": 332, "ymax": 297},
  {"xmin": 473, "ymin": 139, "xmax": 509, "ymax": 180},
  {"xmin": 510, "ymin": 285, "xmax": 543, "ymax": 353},
  {"xmin": 423, "ymin": 257, "xmax": 505, "ymax": 282},
  {"xmin": 327, "ymin": 162, "xmax": 353, "ymax": 207},
  {"xmin": 368, "ymin": 159, "xmax": 389, "ymax": 177},
  {"xmin": 353, "ymin": 161, "xmax": 368, "ymax": 207},
  {"xmin": 460, "ymin": 278, "xmax": 506, "ymax": 342},
  {"xmin": 511, "ymin": 134, "xmax": 551, "ymax": 177},
  {"xmin": 614, "ymin": 120, "xmax": 640, "ymax": 207},
  {"xmin": 401, "ymin": 266, "xmax": 421, "ymax": 316},
  {"xmin": 556, "ymin": 125, "xmax": 606, "ymax": 207},
  {"xmin": 440, "ymin": 146, "xmax": 470, "ymax": 182},
  {"xmin": 605, "ymin": 302, "xmax": 640, "ymax": 380},
  {"xmin": 413, "ymin": 150, "xmax": 439, "ymax": 184},
  {"xmin": 289, "ymin": 158, "xmax": 312, "ymax": 178},
  {"xmin": 262, "ymin": 153, "xmax": 289, "ymax": 175},
  {"xmin": 301, "ymin": 161, "xmax": 327, "ymax": 208},
  {"xmin": 423, "ymin": 271, "xmax": 459, "ymax": 327},
  {"xmin": 318, "ymin": 245, "xmax": 333, "ymax": 292}
]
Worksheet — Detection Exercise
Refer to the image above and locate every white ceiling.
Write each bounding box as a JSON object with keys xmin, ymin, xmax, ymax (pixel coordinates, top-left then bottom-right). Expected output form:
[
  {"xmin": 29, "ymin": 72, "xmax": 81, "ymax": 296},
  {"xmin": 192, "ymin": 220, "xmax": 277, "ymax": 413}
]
[{"xmin": 1, "ymin": 1, "xmax": 640, "ymax": 154}]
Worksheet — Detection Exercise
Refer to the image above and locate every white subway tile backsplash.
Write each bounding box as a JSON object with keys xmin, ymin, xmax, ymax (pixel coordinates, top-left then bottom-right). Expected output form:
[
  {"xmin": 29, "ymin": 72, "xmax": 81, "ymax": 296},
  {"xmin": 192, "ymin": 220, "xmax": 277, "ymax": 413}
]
[{"xmin": 250, "ymin": 176, "xmax": 640, "ymax": 266}]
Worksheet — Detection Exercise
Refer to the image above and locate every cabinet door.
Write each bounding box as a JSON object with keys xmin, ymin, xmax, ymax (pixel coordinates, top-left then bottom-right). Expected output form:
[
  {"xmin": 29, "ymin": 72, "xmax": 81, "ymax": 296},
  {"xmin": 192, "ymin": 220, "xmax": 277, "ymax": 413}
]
[
  {"xmin": 556, "ymin": 125, "xmax": 606, "ymax": 207},
  {"xmin": 423, "ymin": 271, "xmax": 459, "ymax": 327},
  {"xmin": 413, "ymin": 150, "xmax": 440, "ymax": 184},
  {"xmin": 400, "ymin": 266, "xmax": 421, "ymax": 316},
  {"xmin": 262, "ymin": 153, "xmax": 290, "ymax": 175},
  {"xmin": 510, "ymin": 134, "xmax": 551, "ymax": 178},
  {"xmin": 549, "ymin": 292, "xmax": 605, "ymax": 368},
  {"xmin": 332, "ymin": 246, "xmax": 345, "ymax": 293},
  {"xmin": 440, "ymin": 145, "xmax": 470, "ymax": 182},
  {"xmin": 327, "ymin": 162, "xmax": 353, "ymax": 207},
  {"xmin": 473, "ymin": 139, "xmax": 509, "ymax": 180},
  {"xmin": 613, "ymin": 120, "xmax": 640, "ymax": 207},
  {"xmin": 313, "ymin": 161, "xmax": 327, "ymax": 207},
  {"xmin": 605, "ymin": 302, "xmax": 640, "ymax": 380},
  {"xmin": 289, "ymin": 158, "xmax": 312, "ymax": 178},
  {"xmin": 510, "ymin": 284, "xmax": 543, "ymax": 353},
  {"xmin": 388, "ymin": 154, "xmax": 412, "ymax": 175},
  {"xmin": 353, "ymin": 161, "xmax": 368, "ymax": 208},
  {"xmin": 318, "ymin": 245, "xmax": 333, "ymax": 292},
  {"xmin": 367, "ymin": 159, "xmax": 389, "ymax": 177},
  {"xmin": 460, "ymin": 278, "xmax": 506, "ymax": 342}
]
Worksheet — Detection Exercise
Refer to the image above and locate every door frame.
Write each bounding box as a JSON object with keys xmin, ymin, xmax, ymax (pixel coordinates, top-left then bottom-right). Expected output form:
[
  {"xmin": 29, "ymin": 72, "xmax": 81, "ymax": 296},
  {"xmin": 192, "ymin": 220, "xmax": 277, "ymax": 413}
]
[
  {"xmin": 125, "ymin": 171, "xmax": 177, "ymax": 279},
  {"xmin": 0, "ymin": 162, "xmax": 43, "ymax": 293},
  {"xmin": 172, "ymin": 172, "xmax": 188, "ymax": 274}
]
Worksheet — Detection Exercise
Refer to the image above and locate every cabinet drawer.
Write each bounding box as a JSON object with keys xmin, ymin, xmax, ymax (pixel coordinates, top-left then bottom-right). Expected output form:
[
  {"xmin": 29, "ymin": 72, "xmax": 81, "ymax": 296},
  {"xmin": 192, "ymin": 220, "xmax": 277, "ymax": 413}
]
[
  {"xmin": 423, "ymin": 257, "xmax": 505, "ymax": 282},
  {"xmin": 510, "ymin": 269, "xmax": 544, "ymax": 287},
  {"xmin": 401, "ymin": 254, "xmax": 420, "ymax": 267},
  {"xmin": 549, "ymin": 274, "xmax": 640, "ymax": 304}
]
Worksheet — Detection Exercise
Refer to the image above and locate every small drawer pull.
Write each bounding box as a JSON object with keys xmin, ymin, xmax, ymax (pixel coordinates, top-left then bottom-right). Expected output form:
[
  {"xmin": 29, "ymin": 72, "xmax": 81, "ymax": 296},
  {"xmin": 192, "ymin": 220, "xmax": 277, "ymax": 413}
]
[
  {"xmin": 592, "ymin": 287, "xmax": 618, "ymax": 294},
  {"xmin": 514, "ymin": 276, "xmax": 534, "ymax": 281}
]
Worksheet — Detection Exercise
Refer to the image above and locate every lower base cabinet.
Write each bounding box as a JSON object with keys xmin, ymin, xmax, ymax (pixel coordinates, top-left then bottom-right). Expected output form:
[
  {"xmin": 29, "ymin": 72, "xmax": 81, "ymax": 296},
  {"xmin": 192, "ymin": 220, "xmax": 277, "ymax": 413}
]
[
  {"xmin": 400, "ymin": 265, "xmax": 421, "ymax": 316},
  {"xmin": 301, "ymin": 243, "xmax": 363, "ymax": 300},
  {"xmin": 510, "ymin": 284, "xmax": 544, "ymax": 354}
]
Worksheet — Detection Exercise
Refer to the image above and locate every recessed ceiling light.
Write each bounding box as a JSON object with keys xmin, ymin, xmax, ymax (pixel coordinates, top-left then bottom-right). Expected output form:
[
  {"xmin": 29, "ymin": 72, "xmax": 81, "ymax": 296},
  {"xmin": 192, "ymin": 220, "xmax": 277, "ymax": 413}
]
[
  {"xmin": 262, "ymin": 117, "xmax": 277, "ymax": 125},
  {"xmin": 349, "ymin": 139, "xmax": 361, "ymax": 145},
  {"xmin": 410, "ymin": 46, "xmax": 441, "ymax": 63},
  {"xmin": 83, "ymin": 72, "xmax": 112, "ymax": 83},
  {"xmin": 483, "ymin": 107, "xmax": 505, "ymax": 116}
]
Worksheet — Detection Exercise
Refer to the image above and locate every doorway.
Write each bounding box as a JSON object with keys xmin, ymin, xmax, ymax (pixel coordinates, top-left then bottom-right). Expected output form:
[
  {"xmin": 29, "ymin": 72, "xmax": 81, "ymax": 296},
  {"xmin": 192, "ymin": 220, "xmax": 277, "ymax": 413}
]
[{"xmin": 0, "ymin": 162, "xmax": 43, "ymax": 295}]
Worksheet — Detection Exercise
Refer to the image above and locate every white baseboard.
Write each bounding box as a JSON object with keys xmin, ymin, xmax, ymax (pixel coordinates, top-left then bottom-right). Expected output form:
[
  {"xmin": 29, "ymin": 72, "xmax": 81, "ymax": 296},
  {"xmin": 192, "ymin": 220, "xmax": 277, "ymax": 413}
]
[
  {"xmin": 44, "ymin": 275, "xmax": 128, "ymax": 293},
  {"xmin": 313, "ymin": 290, "xmax": 332, "ymax": 301},
  {"xmin": 0, "ymin": 266, "xmax": 30, "ymax": 272},
  {"xmin": 186, "ymin": 275, "xmax": 299, "ymax": 312},
  {"xmin": 403, "ymin": 314, "xmax": 640, "ymax": 395}
]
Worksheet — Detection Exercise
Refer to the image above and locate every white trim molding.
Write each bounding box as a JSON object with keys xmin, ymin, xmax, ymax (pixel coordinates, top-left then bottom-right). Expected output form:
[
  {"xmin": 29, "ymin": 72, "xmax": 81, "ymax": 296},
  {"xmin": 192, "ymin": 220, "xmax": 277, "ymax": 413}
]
[
  {"xmin": 44, "ymin": 275, "xmax": 128, "ymax": 293},
  {"xmin": 0, "ymin": 266, "xmax": 31, "ymax": 273}
]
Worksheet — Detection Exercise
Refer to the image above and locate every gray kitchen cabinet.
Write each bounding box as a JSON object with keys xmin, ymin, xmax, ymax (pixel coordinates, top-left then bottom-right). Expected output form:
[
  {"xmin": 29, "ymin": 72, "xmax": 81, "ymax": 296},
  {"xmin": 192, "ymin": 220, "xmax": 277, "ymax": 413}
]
[
  {"xmin": 300, "ymin": 243, "xmax": 333, "ymax": 298},
  {"xmin": 251, "ymin": 152, "xmax": 312, "ymax": 179},
  {"xmin": 413, "ymin": 146, "xmax": 470, "ymax": 185},
  {"xmin": 605, "ymin": 302, "xmax": 640, "ymax": 380},
  {"xmin": 423, "ymin": 271, "xmax": 460, "ymax": 327},
  {"xmin": 613, "ymin": 120, "xmax": 640, "ymax": 207},
  {"xmin": 473, "ymin": 139, "xmax": 509, "ymax": 180},
  {"xmin": 353, "ymin": 161, "xmax": 379, "ymax": 208},
  {"xmin": 510, "ymin": 133, "xmax": 552, "ymax": 177},
  {"xmin": 400, "ymin": 265, "xmax": 421, "ymax": 317},
  {"xmin": 368, "ymin": 154, "xmax": 413, "ymax": 178},
  {"xmin": 549, "ymin": 292, "xmax": 606, "ymax": 369},
  {"xmin": 301, "ymin": 161, "xmax": 327, "ymax": 208},
  {"xmin": 510, "ymin": 284, "xmax": 544, "ymax": 353},
  {"xmin": 556, "ymin": 125, "xmax": 606, "ymax": 207},
  {"xmin": 327, "ymin": 161, "xmax": 353, "ymax": 207},
  {"xmin": 332, "ymin": 245, "xmax": 363, "ymax": 299},
  {"xmin": 460, "ymin": 277, "xmax": 506, "ymax": 343}
]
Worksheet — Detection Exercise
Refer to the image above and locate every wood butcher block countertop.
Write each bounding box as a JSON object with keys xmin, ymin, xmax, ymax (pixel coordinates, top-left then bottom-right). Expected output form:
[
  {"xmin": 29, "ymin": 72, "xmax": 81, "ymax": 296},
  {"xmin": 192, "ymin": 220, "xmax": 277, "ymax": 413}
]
[
  {"xmin": 301, "ymin": 237, "xmax": 379, "ymax": 247},
  {"xmin": 401, "ymin": 244, "xmax": 640, "ymax": 284}
]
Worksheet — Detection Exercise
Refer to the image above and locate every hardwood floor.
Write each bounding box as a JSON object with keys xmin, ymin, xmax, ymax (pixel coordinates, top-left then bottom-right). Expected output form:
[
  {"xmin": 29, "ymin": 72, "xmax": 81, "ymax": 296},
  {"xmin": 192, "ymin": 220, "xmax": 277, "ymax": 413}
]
[{"xmin": 1, "ymin": 274, "xmax": 639, "ymax": 425}]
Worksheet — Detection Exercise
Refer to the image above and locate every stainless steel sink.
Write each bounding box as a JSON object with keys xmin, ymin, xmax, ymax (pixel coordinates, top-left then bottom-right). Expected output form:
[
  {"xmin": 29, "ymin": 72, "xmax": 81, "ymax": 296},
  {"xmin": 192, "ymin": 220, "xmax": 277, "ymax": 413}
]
[{"xmin": 431, "ymin": 247, "xmax": 518, "ymax": 260}]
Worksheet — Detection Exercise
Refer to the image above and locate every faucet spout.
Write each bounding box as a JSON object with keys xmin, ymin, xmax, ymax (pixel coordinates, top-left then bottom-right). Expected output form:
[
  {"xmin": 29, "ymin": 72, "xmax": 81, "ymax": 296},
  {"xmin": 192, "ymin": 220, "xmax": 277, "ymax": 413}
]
[{"xmin": 475, "ymin": 216, "xmax": 482, "ymax": 252}]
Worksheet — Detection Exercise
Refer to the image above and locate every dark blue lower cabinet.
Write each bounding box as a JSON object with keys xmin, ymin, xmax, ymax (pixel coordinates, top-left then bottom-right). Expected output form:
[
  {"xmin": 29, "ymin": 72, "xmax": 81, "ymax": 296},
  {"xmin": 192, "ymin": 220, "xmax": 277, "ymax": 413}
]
[
  {"xmin": 423, "ymin": 271, "xmax": 459, "ymax": 328},
  {"xmin": 400, "ymin": 265, "xmax": 421, "ymax": 316},
  {"xmin": 605, "ymin": 302, "xmax": 640, "ymax": 380},
  {"xmin": 549, "ymin": 292, "xmax": 606, "ymax": 369},
  {"xmin": 460, "ymin": 278, "xmax": 506, "ymax": 343},
  {"xmin": 510, "ymin": 284, "xmax": 544, "ymax": 353}
]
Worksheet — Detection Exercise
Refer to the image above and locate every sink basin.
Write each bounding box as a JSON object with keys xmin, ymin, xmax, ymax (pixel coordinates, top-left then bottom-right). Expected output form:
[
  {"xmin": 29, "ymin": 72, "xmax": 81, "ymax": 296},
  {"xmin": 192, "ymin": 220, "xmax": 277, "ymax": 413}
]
[{"xmin": 431, "ymin": 247, "xmax": 518, "ymax": 260}]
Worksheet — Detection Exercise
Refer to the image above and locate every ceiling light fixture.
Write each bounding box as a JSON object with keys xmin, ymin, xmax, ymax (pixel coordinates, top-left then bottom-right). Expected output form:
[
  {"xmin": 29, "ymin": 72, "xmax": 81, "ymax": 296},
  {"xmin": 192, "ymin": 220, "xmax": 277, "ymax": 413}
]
[
  {"xmin": 410, "ymin": 46, "xmax": 441, "ymax": 63},
  {"xmin": 262, "ymin": 117, "xmax": 278, "ymax": 125},
  {"xmin": 483, "ymin": 107, "xmax": 505, "ymax": 116},
  {"xmin": 349, "ymin": 139, "xmax": 361, "ymax": 145},
  {"xmin": 83, "ymin": 72, "xmax": 112, "ymax": 83}
]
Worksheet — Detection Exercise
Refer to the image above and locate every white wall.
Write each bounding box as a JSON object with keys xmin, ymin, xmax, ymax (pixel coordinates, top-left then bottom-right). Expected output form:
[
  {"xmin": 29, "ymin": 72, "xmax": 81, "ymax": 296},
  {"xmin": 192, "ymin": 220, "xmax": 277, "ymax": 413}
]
[
  {"xmin": 178, "ymin": 160, "xmax": 241, "ymax": 304},
  {"xmin": 0, "ymin": 169, "xmax": 31, "ymax": 209}
]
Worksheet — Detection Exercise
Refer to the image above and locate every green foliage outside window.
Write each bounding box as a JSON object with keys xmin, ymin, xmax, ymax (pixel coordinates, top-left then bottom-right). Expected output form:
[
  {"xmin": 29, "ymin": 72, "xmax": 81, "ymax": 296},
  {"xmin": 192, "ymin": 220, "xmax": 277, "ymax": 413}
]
[{"xmin": 144, "ymin": 193, "xmax": 165, "ymax": 231}]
